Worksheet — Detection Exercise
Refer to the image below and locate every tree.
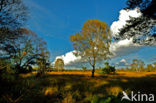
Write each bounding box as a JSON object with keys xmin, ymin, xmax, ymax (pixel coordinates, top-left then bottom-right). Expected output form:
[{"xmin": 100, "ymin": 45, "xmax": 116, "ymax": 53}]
[
  {"xmin": 153, "ymin": 62, "xmax": 156, "ymax": 68},
  {"xmin": 126, "ymin": 0, "xmax": 156, "ymax": 19},
  {"xmin": 37, "ymin": 52, "xmax": 50, "ymax": 74},
  {"xmin": 131, "ymin": 59, "xmax": 139, "ymax": 72},
  {"xmin": 0, "ymin": 0, "xmax": 28, "ymax": 62},
  {"xmin": 117, "ymin": 0, "xmax": 156, "ymax": 45},
  {"xmin": 54, "ymin": 58, "xmax": 64, "ymax": 71},
  {"xmin": 147, "ymin": 64, "xmax": 153, "ymax": 72},
  {"xmin": 0, "ymin": 0, "xmax": 28, "ymax": 29},
  {"xmin": 36, "ymin": 51, "xmax": 50, "ymax": 77},
  {"xmin": 70, "ymin": 19, "xmax": 111, "ymax": 77},
  {"xmin": 138, "ymin": 60, "xmax": 145, "ymax": 71},
  {"xmin": 16, "ymin": 30, "xmax": 50, "ymax": 73},
  {"xmin": 0, "ymin": 28, "xmax": 50, "ymax": 73},
  {"xmin": 0, "ymin": 0, "xmax": 51, "ymax": 75},
  {"xmin": 131, "ymin": 59, "xmax": 145, "ymax": 72},
  {"xmin": 126, "ymin": 66, "xmax": 130, "ymax": 71},
  {"xmin": 0, "ymin": 0, "xmax": 28, "ymax": 56}
]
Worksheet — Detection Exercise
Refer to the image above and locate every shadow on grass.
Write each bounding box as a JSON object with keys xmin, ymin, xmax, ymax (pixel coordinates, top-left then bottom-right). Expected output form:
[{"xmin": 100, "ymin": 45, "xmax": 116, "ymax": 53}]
[{"xmin": 1, "ymin": 73, "xmax": 156, "ymax": 103}]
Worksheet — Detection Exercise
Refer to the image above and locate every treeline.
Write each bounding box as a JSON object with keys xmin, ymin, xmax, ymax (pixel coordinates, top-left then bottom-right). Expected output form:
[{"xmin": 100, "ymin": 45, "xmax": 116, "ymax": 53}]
[{"xmin": 117, "ymin": 59, "xmax": 156, "ymax": 72}]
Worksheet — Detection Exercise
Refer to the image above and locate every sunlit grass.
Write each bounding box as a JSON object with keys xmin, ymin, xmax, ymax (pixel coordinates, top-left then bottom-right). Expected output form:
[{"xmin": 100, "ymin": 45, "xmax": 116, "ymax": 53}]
[{"xmin": 6, "ymin": 71, "xmax": 156, "ymax": 103}]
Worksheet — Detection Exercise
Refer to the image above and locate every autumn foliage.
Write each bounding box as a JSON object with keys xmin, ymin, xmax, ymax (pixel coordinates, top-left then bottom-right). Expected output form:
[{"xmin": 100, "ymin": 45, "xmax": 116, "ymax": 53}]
[
  {"xmin": 54, "ymin": 58, "xmax": 64, "ymax": 71},
  {"xmin": 70, "ymin": 19, "xmax": 112, "ymax": 77}
]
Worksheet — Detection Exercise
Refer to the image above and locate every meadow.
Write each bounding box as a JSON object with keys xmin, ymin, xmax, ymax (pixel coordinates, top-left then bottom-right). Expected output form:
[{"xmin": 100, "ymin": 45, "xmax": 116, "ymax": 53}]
[
  {"xmin": 8, "ymin": 71, "xmax": 154, "ymax": 103},
  {"xmin": 0, "ymin": 0, "xmax": 155, "ymax": 103}
]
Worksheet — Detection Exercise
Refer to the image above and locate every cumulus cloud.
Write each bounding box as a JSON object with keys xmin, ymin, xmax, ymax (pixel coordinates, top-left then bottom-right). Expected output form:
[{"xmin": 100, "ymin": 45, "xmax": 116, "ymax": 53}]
[
  {"xmin": 116, "ymin": 59, "xmax": 130, "ymax": 67},
  {"xmin": 52, "ymin": 50, "xmax": 81, "ymax": 65},
  {"xmin": 111, "ymin": 8, "xmax": 142, "ymax": 37},
  {"xmin": 110, "ymin": 8, "xmax": 143, "ymax": 57},
  {"xmin": 53, "ymin": 38, "xmax": 142, "ymax": 65},
  {"xmin": 53, "ymin": 33, "xmax": 142, "ymax": 66},
  {"xmin": 53, "ymin": 8, "xmax": 143, "ymax": 66},
  {"xmin": 110, "ymin": 38, "xmax": 142, "ymax": 57}
]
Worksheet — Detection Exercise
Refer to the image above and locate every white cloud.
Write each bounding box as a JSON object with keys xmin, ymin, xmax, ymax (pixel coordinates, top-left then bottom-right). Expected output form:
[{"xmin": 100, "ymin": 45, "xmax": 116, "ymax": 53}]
[
  {"xmin": 116, "ymin": 59, "xmax": 130, "ymax": 67},
  {"xmin": 53, "ymin": 50, "xmax": 81, "ymax": 65},
  {"xmin": 109, "ymin": 8, "xmax": 143, "ymax": 57},
  {"xmin": 53, "ymin": 38, "xmax": 141, "ymax": 65},
  {"xmin": 53, "ymin": 8, "xmax": 143, "ymax": 66},
  {"xmin": 110, "ymin": 38, "xmax": 141, "ymax": 57},
  {"xmin": 120, "ymin": 59, "xmax": 127, "ymax": 63},
  {"xmin": 111, "ymin": 8, "xmax": 142, "ymax": 37}
]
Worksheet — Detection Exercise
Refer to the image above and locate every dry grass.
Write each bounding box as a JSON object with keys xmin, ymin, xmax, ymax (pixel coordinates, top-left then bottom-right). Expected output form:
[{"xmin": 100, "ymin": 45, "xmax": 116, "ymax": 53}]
[
  {"xmin": 47, "ymin": 71, "xmax": 156, "ymax": 77},
  {"xmin": 20, "ymin": 71, "xmax": 156, "ymax": 78},
  {"xmin": 116, "ymin": 71, "xmax": 156, "ymax": 77},
  {"xmin": 17, "ymin": 71, "xmax": 156, "ymax": 103}
]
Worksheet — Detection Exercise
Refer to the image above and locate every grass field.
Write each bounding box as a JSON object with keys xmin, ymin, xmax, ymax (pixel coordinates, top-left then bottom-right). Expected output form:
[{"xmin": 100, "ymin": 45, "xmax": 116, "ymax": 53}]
[{"xmin": 17, "ymin": 71, "xmax": 156, "ymax": 103}]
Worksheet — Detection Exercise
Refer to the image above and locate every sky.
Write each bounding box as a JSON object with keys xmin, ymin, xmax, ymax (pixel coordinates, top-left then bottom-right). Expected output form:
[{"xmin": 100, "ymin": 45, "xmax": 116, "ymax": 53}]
[{"xmin": 24, "ymin": 0, "xmax": 156, "ymax": 69}]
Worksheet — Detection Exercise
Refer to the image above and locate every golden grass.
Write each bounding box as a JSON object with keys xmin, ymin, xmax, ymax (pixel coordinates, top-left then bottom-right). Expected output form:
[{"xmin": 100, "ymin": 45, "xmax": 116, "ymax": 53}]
[
  {"xmin": 44, "ymin": 87, "xmax": 53, "ymax": 95},
  {"xmin": 17, "ymin": 71, "xmax": 156, "ymax": 103},
  {"xmin": 20, "ymin": 71, "xmax": 156, "ymax": 78},
  {"xmin": 105, "ymin": 86, "xmax": 122, "ymax": 96},
  {"xmin": 117, "ymin": 71, "xmax": 156, "ymax": 77},
  {"xmin": 47, "ymin": 71, "xmax": 156, "ymax": 77}
]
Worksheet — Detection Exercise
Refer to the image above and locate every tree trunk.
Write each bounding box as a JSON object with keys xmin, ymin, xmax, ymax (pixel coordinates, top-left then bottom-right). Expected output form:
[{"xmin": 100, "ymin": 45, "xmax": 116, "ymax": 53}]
[{"xmin": 92, "ymin": 65, "xmax": 95, "ymax": 77}]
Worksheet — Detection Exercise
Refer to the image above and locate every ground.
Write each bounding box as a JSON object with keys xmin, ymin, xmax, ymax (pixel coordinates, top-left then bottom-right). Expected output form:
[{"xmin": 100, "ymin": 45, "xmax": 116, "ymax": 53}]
[{"xmin": 17, "ymin": 71, "xmax": 156, "ymax": 103}]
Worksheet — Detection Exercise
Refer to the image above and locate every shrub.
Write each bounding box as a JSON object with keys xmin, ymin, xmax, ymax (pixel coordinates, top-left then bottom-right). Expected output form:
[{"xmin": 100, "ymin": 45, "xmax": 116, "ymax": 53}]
[
  {"xmin": 102, "ymin": 66, "xmax": 115, "ymax": 74},
  {"xmin": 82, "ymin": 67, "xmax": 87, "ymax": 71},
  {"xmin": 102, "ymin": 62, "xmax": 116, "ymax": 74}
]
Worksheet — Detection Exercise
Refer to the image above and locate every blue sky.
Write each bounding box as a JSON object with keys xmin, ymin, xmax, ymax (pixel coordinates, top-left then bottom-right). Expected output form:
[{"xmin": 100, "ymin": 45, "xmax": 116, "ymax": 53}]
[{"xmin": 24, "ymin": 0, "xmax": 156, "ymax": 68}]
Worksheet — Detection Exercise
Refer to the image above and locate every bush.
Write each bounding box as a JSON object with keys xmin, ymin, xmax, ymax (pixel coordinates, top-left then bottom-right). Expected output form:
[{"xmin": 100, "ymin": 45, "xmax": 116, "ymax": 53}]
[
  {"xmin": 102, "ymin": 66, "xmax": 115, "ymax": 74},
  {"xmin": 82, "ymin": 67, "xmax": 87, "ymax": 71},
  {"xmin": 102, "ymin": 62, "xmax": 115, "ymax": 74}
]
